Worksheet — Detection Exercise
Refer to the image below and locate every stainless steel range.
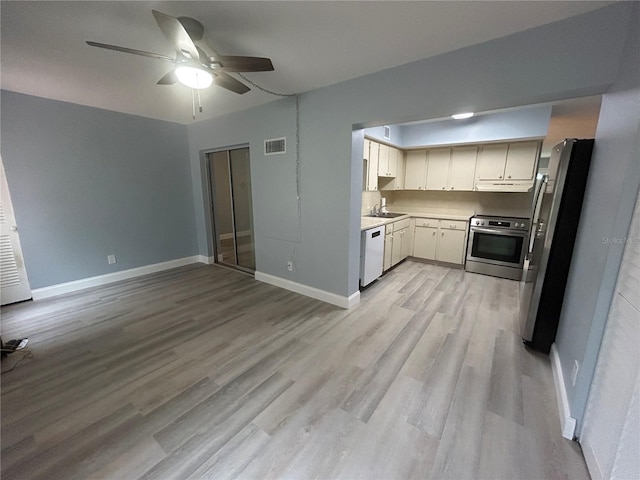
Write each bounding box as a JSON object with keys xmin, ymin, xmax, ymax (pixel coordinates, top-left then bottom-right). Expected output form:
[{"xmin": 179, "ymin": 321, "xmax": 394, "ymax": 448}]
[{"xmin": 465, "ymin": 215, "xmax": 530, "ymax": 280}]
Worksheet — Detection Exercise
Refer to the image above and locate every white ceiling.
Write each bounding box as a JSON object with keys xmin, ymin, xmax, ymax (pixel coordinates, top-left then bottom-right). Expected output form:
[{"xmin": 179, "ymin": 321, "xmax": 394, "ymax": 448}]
[{"xmin": 1, "ymin": 1, "xmax": 613, "ymax": 124}]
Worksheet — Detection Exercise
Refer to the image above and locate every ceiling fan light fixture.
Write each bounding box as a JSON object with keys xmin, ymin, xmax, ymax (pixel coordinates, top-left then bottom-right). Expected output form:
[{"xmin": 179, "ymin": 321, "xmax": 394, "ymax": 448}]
[{"xmin": 175, "ymin": 66, "xmax": 213, "ymax": 89}]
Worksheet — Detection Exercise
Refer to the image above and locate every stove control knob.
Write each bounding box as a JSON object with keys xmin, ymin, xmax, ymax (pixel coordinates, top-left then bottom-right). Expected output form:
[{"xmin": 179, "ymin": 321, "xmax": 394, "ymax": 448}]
[
  {"xmin": 481, "ymin": 221, "xmax": 485, "ymax": 226},
  {"xmin": 514, "ymin": 222, "xmax": 520, "ymax": 228},
  {"xmin": 475, "ymin": 220, "xmax": 480, "ymax": 225}
]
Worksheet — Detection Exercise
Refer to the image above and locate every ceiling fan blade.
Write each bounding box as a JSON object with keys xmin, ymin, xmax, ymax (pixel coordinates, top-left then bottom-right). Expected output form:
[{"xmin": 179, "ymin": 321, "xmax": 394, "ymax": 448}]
[
  {"xmin": 196, "ymin": 46, "xmax": 211, "ymax": 66},
  {"xmin": 213, "ymin": 71, "xmax": 250, "ymax": 94},
  {"xmin": 152, "ymin": 10, "xmax": 200, "ymax": 62},
  {"xmin": 157, "ymin": 70, "xmax": 178, "ymax": 85},
  {"xmin": 214, "ymin": 55, "xmax": 274, "ymax": 72},
  {"xmin": 86, "ymin": 41, "xmax": 175, "ymax": 63},
  {"xmin": 177, "ymin": 16, "xmax": 204, "ymax": 42}
]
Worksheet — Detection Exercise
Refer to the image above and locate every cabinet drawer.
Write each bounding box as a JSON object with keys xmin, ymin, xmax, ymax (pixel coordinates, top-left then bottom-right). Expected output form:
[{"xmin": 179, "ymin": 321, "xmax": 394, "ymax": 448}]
[
  {"xmin": 394, "ymin": 218, "xmax": 411, "ymax": 231},
  {"xmin": 415, "ymin": 217, "xmax": 438, "ymax": 228},
  {"xmin": 440, "ymin": 220, "xmax": 467, "ymax": 230}
]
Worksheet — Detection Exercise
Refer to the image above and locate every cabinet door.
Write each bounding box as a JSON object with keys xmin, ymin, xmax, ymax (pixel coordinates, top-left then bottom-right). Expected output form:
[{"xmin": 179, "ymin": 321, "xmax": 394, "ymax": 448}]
[
  {"xmin": 436, "ymin": 228, "xmax": 467, "ymax": 264},
  {"xmin": 383, "ymin": 231, "xmax": 393, "ymax": 271},
  {"xmin": 404, "ymin": 150, "xmax": 428, "ymax": 190},
  {"xmin": 394, "ymin": 150, "xmax": 405, "ymax": 189},
  {"xmin": 391, "ymin": 229, "xmax": 403, "ymax": 266},
  {"xmin": 413, "ymin": 226, "xmax": 438, "ymax": 260},
  {"xmin": 400, "ymin": 228, "xmax": 412, "ymax": 260},
  {"xmin": 425, "ymin": 148, "xmax": 451, "ymax": 191},
  {"xmin": 449, "ymin": 146, "xmax": 477, "ymax": 191},
  {"xmin": 387, "ymin": 147, "xmax": 398, "ymax": 177},
  {"xmin": 366, "ymin": 141, "xmax": 379, "ymax": 191},
  {"xmin": 476, "ymin": 144, "xmax": 508, "ymax": 181},
  {"xmin": 505, "ymin": 141, "xmax": 540, "ymax": 180},
  {"xmin": 378, "ymin": 143, "xmax": 391, "ymax": 177}
]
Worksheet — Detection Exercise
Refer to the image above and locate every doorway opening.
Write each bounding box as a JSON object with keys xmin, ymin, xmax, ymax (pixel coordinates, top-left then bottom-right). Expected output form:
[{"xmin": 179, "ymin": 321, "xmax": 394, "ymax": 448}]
[{"xmin": 207, "ymin": 147, "xmax": 255, "ymax": 273}]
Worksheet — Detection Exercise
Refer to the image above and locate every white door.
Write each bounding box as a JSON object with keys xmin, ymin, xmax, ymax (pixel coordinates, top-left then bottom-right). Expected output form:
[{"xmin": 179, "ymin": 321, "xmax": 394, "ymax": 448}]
[{"xmin": 0, "ymin": 158, "xmax": 32, "ymax": 305}]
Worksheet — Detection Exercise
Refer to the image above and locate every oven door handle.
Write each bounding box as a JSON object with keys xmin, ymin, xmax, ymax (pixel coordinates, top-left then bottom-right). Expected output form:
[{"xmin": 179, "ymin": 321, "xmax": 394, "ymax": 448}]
[{"xmin": 470, "ymin": 227, "xmax": 528, "ymax": 238}]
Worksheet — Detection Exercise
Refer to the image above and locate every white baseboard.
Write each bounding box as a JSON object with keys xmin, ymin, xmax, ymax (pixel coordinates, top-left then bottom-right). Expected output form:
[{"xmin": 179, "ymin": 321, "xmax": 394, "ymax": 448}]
[
  {"xmin": 550, "ymin": 343, "xmax": 577, "ymax": 440},
  {"xmin": 197, "ymin": 255, "xmax": 215, "ymax": 265},
  {"xmin": 255, "ymin": 271, "xmax": 360, "ymax": 309},
  {"xmin": 32, "ymin": 256, "xmax": 204, "ymax": 300}
]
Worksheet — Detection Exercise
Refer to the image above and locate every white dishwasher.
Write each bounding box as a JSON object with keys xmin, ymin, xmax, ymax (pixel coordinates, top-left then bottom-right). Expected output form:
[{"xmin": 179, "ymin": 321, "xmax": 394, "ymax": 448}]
[{"xmin": 360, "ymin": 226, "xmax": 385, "ymax": 287}]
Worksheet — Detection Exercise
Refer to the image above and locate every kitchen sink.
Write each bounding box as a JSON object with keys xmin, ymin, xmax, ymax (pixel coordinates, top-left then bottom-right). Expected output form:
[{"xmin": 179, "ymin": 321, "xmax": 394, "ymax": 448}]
[{"xmin": 366, "ymin": 212, "xmax": 405, "ymax": 218}]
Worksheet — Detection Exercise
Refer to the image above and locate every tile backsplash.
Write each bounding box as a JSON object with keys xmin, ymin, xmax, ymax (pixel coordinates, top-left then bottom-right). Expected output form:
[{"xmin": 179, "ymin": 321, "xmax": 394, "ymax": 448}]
[
  {"xmin": 361, "ymin": 190, "xmax": 532, "ymax": 218},
  {"xmin": 361, "ymin": 191, "xmax": 383, "ymax": 215}
]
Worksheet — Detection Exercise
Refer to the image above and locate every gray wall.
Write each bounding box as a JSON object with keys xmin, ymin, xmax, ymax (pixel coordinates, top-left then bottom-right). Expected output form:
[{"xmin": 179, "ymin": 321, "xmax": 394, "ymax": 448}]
[
  {"xmin": 555, "ymin": 2, "xmax": 640, "ymax": 434},
  {"xmin": 188, "ymin": 4, "xmax": 630, "ymax": 298},
  {"xmin": 1, "ymin": 91, "xmax": 195, "ymax": 289}
]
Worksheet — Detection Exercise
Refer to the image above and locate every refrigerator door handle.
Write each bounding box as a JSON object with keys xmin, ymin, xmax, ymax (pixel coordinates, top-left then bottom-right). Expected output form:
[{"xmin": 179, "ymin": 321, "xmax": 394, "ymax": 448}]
[{"xmin": 528, "ymin": 175, "xmax": 548, "ymax": 253}]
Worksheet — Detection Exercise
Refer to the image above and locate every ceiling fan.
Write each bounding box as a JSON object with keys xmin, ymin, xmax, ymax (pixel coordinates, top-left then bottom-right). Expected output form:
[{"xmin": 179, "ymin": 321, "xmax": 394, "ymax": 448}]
[{"xmin": 86, "ymin": 10, "xmax": 274, "ymax": 96}]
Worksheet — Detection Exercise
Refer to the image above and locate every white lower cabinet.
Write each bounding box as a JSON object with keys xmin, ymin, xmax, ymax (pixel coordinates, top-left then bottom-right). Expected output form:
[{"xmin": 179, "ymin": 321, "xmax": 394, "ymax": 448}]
[
  {"xmin": 414, "ymin": 226, "xmax": 438, "ymax": 260},
  {"xmin": 383, "ymin": 227, "xmax": 393, "ymax": 271},
  {"xmin": 436, "ymin": 227, "xmax": 467, "ymax": 264},
  {"xmin": 383, "ymin": 218, "xmax": 411, "ymax": 271},
  {"xmin": 413, "ymin": 218, "xmax": 468, "ymax": 265}
]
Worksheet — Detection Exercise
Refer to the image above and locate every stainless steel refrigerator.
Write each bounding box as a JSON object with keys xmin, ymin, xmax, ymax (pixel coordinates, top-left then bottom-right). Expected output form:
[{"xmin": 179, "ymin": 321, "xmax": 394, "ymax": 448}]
[{"xmin": 519, "ymin": 139, "xmax": 594, "ymax": 353}]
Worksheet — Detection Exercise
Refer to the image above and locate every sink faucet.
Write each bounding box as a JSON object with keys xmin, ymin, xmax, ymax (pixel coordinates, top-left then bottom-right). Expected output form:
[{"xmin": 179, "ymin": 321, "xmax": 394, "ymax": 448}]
[{"xmin": 371, "ymin": 204, "xmax": 379, "ymax": 214}]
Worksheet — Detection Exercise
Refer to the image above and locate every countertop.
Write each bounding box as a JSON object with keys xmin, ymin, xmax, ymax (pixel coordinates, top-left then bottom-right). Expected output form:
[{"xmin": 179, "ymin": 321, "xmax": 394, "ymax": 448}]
[{"xmin": 361, "ymin": 211, "xmax": 472, "ymax": 231}]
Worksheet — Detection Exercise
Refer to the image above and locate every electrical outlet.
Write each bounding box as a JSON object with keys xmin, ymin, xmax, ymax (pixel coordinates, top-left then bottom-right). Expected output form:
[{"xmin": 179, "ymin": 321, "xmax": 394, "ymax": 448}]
[
  {"xmin": 107, "ymin": 254, "xmax": 116, "ymax": 265},
  {"xmin": 572, "ymin": 360, "xmax": 580, "ymax": 386},
  {"xmin": 287, "ymin": 261, "xmax": 293, "ymax": 272}
]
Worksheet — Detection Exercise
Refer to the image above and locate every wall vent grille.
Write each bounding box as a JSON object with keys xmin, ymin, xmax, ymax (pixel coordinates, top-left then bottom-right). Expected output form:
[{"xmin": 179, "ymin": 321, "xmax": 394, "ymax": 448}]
[
  {"xmin": 383, "ymin": 126, "xmax": 391, "ymax": 140},
  {"xmin": 265, "ymin": 137, "xmax": 286, "ymax": 155}
]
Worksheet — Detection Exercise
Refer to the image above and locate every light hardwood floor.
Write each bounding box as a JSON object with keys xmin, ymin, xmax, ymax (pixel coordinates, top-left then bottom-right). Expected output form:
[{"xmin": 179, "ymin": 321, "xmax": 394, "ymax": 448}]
[{"xmin": 0, "ymin": 261, "xmax": 590, "ymax": 479}]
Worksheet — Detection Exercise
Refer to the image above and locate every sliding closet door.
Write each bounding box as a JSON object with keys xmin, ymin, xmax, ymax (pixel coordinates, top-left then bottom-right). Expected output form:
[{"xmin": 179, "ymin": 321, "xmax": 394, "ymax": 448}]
[
  {"xmin": 209, "ymin": 151, "xmax": 236, "ymax": 267},
  {"xmin": 229, "ymin": 148, "xmax": 255, "ymax": 270},
  {"xmin": 208, "ymin": 147, "xmax": 255, "ymax": 272}
]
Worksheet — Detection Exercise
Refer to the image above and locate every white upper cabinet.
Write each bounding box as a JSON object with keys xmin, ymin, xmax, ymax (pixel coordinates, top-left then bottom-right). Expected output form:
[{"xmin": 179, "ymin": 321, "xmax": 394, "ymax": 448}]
[
  {"xmin": 380, "ymin": 148, "xmax": 405, "ymax": 191},
  {"xmin": 365, "ymin": 139, "xmax": 379, "ymax": 191},
  {"xmin": 449, "ymin": 146, "xmax": 478, "ymax": 191},
  {"xmin": 394, "ymin": 149, "xmax": 405, "ymax": 189},
  {"xmin": 425, "ymin": 148, "xmax": 451, "ymax": 191},
  {"xmin": 378, "ymin": 143, "xmax": 399, "ymax": 177},
  {"xmin": 378, "ymin": 143, "xmax": 390, "ymax": 177},
  {"xmin": 404, "ymin": 149, "xmax": 428, "ymax": 190},
  {"xmin": 476, "ymin": 144, "xmax": 509, "ymax": 181},
  {"xmin": 504, "ymin": 141, "xmax": 540, "ymax": 180},
  {"xmin": 369, "ymin": 138, "xmax": 537, "ymax": 192},
  {"xmin": 425, "ymin": 146, "xmax": 477, "ymax": 191},
  {"xmin": 476, "ymin": 141, "xmax": 540, "ymax": 183}
]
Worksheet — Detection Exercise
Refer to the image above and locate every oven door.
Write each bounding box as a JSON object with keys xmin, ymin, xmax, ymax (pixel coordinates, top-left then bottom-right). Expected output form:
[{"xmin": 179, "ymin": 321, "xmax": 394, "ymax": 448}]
[{"xmin": 467, "ymin": 227, "xmax": 528, "ymax": 268}]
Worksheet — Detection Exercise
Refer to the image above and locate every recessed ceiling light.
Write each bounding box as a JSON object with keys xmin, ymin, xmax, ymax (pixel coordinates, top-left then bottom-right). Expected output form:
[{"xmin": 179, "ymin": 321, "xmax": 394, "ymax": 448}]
[
  {"xmin": 452, "ymin": 112, "xmax": 474, "ymax": 120},
  {"xmin": 175, "ymin": 66, "xmax": 213, "ymax": 89}
]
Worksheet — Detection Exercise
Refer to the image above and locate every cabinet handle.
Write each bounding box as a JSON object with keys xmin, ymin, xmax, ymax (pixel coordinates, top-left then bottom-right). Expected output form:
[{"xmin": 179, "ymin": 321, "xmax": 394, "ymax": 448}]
[
  {"xmin": 442, "ymin": 232, "xmax": 445, "ymax": 236},
  {"xmin": 432, "ymin": 231, "xmax": 436, "ymax": 236},
  {"xmin": 442, "ymin": 186, "xmax": 445, "ymax": 190},
  {"xmin": 499, "ymin": 175, "xmax": 503, "ymax": 179},
  {"xmin": 451, "ymin": 187, "xmax": 455, "ymax": 190},
  {"xmin": 508, "ymin": 175, "xmax": 512, "ymax": 179}
]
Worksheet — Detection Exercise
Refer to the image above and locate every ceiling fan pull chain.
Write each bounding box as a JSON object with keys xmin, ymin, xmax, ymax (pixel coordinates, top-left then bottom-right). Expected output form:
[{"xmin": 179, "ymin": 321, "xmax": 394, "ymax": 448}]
[
  {"xmin": 191, "ymin": 88, "xmax": 196, "ymax": 119},
  {"xmin": 197, "ymin": 86, "xmax": 203, "ymax": 113}
]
